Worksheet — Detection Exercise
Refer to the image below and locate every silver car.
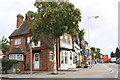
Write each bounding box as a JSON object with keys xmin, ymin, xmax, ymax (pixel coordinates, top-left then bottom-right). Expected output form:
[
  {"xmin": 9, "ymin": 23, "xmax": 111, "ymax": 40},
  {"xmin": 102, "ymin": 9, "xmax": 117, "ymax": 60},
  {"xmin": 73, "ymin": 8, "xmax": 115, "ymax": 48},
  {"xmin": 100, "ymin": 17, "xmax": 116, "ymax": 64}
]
[{"xmin": 116, "ymin": 58, "xmax": 120, "ymax": 64}]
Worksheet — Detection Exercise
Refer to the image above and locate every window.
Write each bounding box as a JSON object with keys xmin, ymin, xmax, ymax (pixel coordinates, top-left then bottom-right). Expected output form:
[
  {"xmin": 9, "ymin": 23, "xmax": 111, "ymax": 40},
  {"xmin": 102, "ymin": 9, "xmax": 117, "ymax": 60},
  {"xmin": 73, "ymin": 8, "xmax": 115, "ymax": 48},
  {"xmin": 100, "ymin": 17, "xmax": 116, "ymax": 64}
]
[
  {"xmin": 27, "ymin": 37, "xmax": 31, "ymax": 43},
  {"xmin": 65, "ymin": 36, "xmax": 68, "ymax": 43},
  {"xmin": 9, "ymin": 54, "xmax": 23, "ymax": 61},
  {"xmin": 15, "ymin": 39, "xmax": 21, "ymax": 45},
  {"xmin": 70, "ymin": 38, "xmax": 72, "ymax": 44},
  {"xmin": 61, "ymin": 52, "xmax": 64, "ymax": 64},
  {"xmin": 65, "ymin": 52, "xmax": 68, "ymax": 64},
  {"xmin": 73, "ymin": 53, "xmax": 76, "ymax": 64},
  {"xmin": 50, "ymin": 51, "xmax": 54, "ymax": 61},
  {"xmin": 70, "ymin": 52, "xmax": 72, "ymax": 60},
  {"xmin": 60, "ymin": 36, "xmax": 63, "ymax": 40},
  {"xmin": 35, "ymin": 54, "xmax": 39, "ymax": 61},
  {"xmin": 32, "ymin": 41, "xmax": 41, "ymax": 47}
]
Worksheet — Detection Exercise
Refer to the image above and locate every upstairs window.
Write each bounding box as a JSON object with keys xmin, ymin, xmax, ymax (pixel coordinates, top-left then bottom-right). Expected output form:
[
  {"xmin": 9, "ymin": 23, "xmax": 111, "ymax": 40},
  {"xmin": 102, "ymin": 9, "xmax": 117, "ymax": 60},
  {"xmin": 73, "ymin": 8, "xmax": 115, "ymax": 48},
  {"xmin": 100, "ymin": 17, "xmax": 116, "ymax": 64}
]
[
  {"xmin": 27, "ymin": 37, "xmax": 31, "ymax": 43},
  {"xmin": 15, "ymin": 39, "xmax": 21, "ymax": 45},
  {"xmin": 65, "ymin": 36, "xmax": 68, "ymax": 43},
  {"xmin": 32, "ymin": 41, "xmax": 41, "ymax": 47}
]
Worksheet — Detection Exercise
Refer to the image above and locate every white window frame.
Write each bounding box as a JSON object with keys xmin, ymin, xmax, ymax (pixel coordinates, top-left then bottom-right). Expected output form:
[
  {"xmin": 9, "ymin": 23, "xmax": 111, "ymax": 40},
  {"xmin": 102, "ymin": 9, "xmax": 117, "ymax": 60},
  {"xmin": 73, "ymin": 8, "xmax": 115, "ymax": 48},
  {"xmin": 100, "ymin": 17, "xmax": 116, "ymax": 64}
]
[
  {"xmin": 15, "ymin": 39, "xmax": 21, "ymax": 45},
  {"xmin": 32, "ymin": 41, "xmax": 41, "ymax": 47},
  {"xmin": 9, "ymin": 54, "xmax": 24, "ymax": 61},
  {"xmin": 65, "ymin": 36, "xmax": 68, "ymax": 43},
  {"xmin": 27, "ymin": 37, "xmax": 31, "ymax": 43},
  {"xmin": 50, "ymin": 51, "xmax": 54, "ymax": 61}
]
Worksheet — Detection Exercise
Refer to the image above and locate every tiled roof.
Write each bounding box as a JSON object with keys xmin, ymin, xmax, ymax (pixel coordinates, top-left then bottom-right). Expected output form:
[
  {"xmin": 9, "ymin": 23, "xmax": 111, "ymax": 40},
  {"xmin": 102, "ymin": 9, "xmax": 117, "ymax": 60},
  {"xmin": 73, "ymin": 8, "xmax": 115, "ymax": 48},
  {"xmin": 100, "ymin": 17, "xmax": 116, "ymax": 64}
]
[
  {"xmin": 9, "ymin": 20, "xmax": 53, "ymax": 49},
  {"xmin": 9, "ymin": 20, "xmax": 32, "ymax": 38}
]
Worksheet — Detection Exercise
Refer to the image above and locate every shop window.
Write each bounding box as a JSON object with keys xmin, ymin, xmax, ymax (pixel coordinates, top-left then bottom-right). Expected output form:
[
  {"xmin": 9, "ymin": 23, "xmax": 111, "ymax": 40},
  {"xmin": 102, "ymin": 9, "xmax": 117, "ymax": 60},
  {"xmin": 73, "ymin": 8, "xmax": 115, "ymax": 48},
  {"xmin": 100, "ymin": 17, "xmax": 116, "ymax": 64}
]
[
  {"xmin": 61, "ymin": 52, "xmax": 64, "ymax": 64},
  {"xmin": 65, "ymin": 52, "xmax": 68, "ymax": 64},
  {"xmin": 70, "ymin": 52, "xmax": 72, "ymax": 60},
  {"xmin": 73, "ymin": 53, "xmax": 76, "ymax": 64}
]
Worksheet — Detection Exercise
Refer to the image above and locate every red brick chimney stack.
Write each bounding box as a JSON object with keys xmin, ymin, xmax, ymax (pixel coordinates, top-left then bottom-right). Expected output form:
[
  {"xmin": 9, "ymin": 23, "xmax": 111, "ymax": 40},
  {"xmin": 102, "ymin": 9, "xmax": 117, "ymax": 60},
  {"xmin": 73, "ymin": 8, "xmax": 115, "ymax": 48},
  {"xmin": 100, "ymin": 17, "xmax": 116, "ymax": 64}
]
[{"xmin": 16, "ymin": 14, "xmax": 24, "ymax": 28}]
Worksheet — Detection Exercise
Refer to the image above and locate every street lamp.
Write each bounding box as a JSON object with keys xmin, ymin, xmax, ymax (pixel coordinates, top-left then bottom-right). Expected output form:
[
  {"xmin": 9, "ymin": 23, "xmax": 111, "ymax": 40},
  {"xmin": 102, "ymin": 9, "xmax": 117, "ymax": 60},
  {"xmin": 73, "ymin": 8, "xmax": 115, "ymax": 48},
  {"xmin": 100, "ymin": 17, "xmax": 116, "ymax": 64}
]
[
  {"xmin": 88, "ymin": 16, "xmax": 99, "ymax": 68},
  {"xmin": 29, "ymin": 44, "xmax": 33, "ymax": 74}
]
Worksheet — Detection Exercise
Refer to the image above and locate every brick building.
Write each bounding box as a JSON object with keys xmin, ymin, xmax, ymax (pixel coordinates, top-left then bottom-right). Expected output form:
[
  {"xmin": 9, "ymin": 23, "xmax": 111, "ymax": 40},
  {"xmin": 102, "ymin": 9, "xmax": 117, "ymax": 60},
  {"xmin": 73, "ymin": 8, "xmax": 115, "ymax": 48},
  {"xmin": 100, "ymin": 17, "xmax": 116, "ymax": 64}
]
[{"xmin": 6, "ymin": 14, "xmax": 81, "ymax": 72}]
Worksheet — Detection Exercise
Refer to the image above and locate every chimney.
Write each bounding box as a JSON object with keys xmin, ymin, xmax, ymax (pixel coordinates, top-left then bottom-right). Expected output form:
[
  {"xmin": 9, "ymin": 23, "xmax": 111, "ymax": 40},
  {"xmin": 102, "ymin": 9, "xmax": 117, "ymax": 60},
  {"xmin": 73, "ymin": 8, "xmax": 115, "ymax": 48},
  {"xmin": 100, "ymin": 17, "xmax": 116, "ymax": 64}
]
[{"xmin": 16, "ymin": 14, "xmax": 24, "ymax": 28}]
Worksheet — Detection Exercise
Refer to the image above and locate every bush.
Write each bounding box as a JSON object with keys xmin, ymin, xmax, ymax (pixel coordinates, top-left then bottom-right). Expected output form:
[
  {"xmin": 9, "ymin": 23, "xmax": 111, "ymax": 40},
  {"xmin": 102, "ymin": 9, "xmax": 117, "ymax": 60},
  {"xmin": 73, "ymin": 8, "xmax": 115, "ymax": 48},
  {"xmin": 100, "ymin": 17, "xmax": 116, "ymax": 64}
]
[{"xmin": 2, "ymin": 59, "xmax": 19, "ymax": 73}]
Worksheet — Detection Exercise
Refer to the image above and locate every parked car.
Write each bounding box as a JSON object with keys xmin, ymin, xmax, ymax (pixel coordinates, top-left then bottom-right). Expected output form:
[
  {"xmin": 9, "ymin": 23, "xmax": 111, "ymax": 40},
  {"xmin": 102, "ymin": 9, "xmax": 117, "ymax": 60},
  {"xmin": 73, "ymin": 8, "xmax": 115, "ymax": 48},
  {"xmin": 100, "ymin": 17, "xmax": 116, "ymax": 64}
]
[
  {"xmin": 110, "ymin": 57, "xmax": 116, "ymax": 63},
  {"xmin": 116, "ymin": 58, "xmax": 120, "ymax": 64}
]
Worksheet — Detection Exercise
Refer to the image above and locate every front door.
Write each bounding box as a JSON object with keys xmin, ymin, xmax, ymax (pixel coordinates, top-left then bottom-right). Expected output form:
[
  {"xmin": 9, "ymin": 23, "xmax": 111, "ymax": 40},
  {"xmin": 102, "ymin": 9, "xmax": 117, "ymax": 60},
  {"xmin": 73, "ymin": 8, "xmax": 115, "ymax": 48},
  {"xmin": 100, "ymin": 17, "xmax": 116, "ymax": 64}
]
[{"xmin": 34, "ymin": 53, "xmax": 40, "ymax": 69}]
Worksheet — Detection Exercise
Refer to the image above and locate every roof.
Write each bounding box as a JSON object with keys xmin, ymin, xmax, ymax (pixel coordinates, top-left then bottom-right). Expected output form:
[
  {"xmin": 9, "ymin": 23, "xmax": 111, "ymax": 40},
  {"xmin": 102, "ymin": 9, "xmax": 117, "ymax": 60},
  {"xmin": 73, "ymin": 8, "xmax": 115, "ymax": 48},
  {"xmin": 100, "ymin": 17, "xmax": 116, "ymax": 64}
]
[
  {"xmin": 9, "ymin": 20, "xmax": 32, "ymax": 38},
  {"xmin": 41, "ymin": 35, "xmax": 53, "ymax": 49},
  {"xmin": 9, "ymin": 20, "xmax": 53, "ymax": 49},
  {"xmin": 10, "ymin": 47, "xmax": 23, "ymax": 53}
]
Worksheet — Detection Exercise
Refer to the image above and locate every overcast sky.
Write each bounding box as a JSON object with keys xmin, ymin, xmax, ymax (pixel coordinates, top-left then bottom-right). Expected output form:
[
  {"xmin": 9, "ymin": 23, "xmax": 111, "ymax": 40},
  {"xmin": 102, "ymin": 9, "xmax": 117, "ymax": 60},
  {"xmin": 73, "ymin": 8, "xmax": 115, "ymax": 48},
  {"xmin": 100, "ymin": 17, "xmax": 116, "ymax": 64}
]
[{"xmin": 0, "ymin": 0, "xmax": 119, "ymax": 57}]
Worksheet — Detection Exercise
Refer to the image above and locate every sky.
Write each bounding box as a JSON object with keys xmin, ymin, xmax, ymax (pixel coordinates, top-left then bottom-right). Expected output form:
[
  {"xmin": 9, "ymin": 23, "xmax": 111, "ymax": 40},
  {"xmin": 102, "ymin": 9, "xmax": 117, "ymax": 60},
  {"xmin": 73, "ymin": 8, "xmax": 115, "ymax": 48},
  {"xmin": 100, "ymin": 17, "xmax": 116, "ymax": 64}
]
[{"xmin": 0, "ymin": 0, "xmax": 119, "ymax": 57}]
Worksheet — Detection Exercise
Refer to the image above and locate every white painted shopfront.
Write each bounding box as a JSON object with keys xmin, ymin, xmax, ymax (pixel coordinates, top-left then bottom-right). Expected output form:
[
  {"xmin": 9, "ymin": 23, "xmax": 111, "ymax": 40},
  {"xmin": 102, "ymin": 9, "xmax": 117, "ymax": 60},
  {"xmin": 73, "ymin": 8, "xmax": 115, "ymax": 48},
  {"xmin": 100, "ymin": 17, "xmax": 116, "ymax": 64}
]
[
  {"xmin": 60, "ymin": 50, "xmax": 76, "ymax": 70},
  {"xmin": 59, "ymin": 34, "xmax": 77, "ymax": 70}
]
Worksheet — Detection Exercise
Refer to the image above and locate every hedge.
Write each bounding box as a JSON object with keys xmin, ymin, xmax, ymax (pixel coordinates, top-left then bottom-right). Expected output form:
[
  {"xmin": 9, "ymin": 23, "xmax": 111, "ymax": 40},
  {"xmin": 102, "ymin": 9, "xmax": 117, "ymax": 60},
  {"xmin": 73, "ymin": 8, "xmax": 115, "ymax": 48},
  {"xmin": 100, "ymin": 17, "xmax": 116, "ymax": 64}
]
[{"xmin": 2, "ymin": 58, "xmax": 19, "ymax": 73}]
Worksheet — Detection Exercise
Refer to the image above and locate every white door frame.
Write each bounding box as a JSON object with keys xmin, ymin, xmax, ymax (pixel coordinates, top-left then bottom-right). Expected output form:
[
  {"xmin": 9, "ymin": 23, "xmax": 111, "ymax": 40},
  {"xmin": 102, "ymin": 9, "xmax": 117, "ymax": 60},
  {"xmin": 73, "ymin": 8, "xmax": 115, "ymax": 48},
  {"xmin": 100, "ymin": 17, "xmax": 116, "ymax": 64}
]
[
  {"xmin": 34, "ymin": 53, "xmax": 40, "ymax": 69},
  {"xmin": 60, "ymin": 51, "xmax": 68, "ymax": 70}
]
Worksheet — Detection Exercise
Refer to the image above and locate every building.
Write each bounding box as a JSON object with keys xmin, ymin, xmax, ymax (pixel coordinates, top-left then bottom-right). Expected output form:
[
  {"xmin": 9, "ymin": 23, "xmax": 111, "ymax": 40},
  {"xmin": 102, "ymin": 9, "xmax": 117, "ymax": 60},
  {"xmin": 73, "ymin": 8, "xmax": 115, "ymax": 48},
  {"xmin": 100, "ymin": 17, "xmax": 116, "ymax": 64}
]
[
  {"xmin": 6, "ymin": 14, "xmax": 81, "ymax": 72},
  {"xmin": 6, "ymin": 14, "xmax": 55, "ymax": 71}
]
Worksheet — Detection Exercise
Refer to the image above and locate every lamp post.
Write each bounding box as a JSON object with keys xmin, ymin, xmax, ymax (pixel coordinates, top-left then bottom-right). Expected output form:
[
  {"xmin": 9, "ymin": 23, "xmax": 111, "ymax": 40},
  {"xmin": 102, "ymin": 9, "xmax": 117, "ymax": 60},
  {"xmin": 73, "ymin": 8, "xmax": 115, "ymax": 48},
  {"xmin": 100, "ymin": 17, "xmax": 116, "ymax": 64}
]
[
  {"xmin": 88, "ymin": 16, "xmax": 99, "ymax": 68},
  {"xmin": 29, "ymin": 44, "xmax": 33, "ymax": 74}
]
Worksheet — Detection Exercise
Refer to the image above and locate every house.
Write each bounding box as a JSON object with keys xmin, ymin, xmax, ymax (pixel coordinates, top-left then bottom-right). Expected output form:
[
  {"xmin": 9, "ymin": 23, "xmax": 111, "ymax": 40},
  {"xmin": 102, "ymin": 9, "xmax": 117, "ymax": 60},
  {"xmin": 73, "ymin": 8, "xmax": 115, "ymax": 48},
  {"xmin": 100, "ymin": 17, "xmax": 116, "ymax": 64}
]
[
  {"xmin": 59, "ymin": 33, "xmax": 79, "ymax": 70},
  {"xmin": 6, "ymin": 14, "xmax": 81, "ymax": 72},
  {"xmin": 6, "ymin": 14, "xmax": 54, "ymax": 71}
]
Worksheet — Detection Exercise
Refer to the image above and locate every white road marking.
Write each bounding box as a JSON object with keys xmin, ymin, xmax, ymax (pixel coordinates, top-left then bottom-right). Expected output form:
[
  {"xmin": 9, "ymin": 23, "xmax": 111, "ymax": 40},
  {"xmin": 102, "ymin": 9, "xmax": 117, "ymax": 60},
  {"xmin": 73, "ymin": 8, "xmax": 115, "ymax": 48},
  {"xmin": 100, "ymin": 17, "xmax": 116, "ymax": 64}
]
[
  {"xmin": 102, "ymin": 64, "xmax": 114, "ymax": 73},
  {"xmin": 114, "ymin": 71, "xmax": 118, "ymax": 78}
]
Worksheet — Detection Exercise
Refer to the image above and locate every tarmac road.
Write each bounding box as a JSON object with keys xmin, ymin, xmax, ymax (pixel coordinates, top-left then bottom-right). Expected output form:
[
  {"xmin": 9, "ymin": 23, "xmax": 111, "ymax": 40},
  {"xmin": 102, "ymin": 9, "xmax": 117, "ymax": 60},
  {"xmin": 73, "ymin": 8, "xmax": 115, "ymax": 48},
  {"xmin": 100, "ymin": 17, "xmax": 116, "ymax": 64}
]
[{"xmin": 2, "ymin": 63, "xmax": 118, "ymax": 79}]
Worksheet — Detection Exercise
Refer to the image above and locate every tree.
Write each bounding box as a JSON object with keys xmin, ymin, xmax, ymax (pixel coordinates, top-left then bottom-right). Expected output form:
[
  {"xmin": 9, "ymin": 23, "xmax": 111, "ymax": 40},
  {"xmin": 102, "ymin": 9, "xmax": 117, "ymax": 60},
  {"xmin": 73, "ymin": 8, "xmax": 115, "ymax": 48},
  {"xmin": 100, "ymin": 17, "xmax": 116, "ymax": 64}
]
[
  {"xmin": 26, "ymin": 2, "xmax": 81, "ymax": 73},
  {"xmin": 77, "ymin": 29, "xmax": 85, "ymax": 48},
  {"xmin": 0, "ymin": 37, "xmax": 9, "ymax": 55},
  {"xmin": 91, "ymin": 47, "xmax": 95, "ymax": 51},
  {"xmin": 115, "ymin": 47, "xmax": 120, "ymax": 58},
  {"xmin": 110, "ymin": 51, "xmax": 115, "ymax": 57}
]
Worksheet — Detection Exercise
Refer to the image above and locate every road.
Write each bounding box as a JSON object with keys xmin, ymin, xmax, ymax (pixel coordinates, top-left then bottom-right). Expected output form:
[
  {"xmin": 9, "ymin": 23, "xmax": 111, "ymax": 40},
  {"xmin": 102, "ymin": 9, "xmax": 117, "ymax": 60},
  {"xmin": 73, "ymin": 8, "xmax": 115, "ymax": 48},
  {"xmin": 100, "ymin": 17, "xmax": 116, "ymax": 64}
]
[{"xmin": 2, "ymin": 63, "xmax": 119, "ymax": 79}]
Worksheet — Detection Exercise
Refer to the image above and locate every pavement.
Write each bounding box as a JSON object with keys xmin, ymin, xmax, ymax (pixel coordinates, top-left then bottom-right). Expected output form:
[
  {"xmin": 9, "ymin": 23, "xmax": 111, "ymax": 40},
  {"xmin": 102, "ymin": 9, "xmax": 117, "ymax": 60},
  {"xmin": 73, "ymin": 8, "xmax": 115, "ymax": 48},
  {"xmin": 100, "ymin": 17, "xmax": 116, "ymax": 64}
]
[{"xmin": 1, "ymin": 63, "xmax": 115, "ymax": 78}]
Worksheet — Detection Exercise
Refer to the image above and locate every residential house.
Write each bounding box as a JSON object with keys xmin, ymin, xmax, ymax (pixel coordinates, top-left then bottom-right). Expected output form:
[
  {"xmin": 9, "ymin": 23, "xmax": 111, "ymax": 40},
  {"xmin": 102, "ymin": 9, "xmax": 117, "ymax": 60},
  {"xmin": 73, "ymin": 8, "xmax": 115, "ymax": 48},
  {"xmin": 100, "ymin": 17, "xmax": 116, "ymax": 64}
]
[
  {"xmin": 6, "ymin": 14, "xmax": 81, "ymax": 72},
  {"xmin": 6, "ymin": 14, "xmax": 55, "ymax": 71}
]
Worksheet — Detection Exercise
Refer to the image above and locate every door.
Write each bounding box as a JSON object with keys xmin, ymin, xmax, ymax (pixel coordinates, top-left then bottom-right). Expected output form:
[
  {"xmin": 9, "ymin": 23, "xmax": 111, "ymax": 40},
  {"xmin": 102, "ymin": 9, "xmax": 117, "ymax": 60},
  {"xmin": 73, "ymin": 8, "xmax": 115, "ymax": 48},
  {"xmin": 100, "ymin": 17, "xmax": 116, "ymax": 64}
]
[
  {"xmin": 60, "ymin": 51, "xmax": 68, "ymax": 70},
  {"xmin": 34, "ymin": 53, "xmax": 40, "ymax": 69}
]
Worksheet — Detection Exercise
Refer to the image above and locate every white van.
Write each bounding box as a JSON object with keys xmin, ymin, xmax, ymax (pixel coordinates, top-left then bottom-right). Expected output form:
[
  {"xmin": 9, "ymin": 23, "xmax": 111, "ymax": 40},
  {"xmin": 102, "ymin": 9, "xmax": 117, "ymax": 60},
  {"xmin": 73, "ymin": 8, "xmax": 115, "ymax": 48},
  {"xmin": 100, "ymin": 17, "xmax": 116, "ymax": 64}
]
[{"xmin": 110, "ymin": 57, "xmax": 116, "ymax": 63}]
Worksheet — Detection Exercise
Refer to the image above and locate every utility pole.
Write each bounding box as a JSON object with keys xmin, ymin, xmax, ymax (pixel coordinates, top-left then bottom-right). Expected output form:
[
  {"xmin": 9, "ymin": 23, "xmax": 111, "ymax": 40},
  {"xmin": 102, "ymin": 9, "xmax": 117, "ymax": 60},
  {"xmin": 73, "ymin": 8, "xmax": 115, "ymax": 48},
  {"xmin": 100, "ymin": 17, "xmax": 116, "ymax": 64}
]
[{"xmin": 88, "ymin": 16, "xmax": 99, "ymax": 68}]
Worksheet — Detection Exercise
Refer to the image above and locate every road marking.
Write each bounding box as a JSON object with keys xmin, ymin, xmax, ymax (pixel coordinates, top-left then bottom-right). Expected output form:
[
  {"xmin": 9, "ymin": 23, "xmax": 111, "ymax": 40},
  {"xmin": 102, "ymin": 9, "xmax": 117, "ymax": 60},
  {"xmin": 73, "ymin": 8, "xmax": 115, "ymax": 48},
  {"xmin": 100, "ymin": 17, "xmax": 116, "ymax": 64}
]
[
  {"xmin": 114, "ymin": 71, "xmax": 118, "ymax": 78},
  {"xmin": 102, "ymin": 64, "xmax": 114, "ymax": 73}
]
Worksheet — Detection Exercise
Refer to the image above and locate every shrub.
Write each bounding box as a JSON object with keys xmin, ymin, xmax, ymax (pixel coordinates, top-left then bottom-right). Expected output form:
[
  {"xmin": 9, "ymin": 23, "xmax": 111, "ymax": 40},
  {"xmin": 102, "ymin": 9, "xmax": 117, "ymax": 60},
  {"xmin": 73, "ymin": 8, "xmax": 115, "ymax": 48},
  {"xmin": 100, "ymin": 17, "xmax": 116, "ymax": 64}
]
[{"xmin": 2, "ymin": 58, "xmax": 19, "ymax": 73}]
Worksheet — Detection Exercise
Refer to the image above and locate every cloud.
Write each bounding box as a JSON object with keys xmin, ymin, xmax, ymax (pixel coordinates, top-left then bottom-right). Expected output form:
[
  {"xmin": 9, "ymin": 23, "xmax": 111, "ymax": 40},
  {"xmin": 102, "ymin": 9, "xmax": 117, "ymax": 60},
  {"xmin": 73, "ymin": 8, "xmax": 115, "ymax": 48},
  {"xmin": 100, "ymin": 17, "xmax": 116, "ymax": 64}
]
[{"xmin": 0, "ymin": 0, "xmax": 118, "ymax": 55}]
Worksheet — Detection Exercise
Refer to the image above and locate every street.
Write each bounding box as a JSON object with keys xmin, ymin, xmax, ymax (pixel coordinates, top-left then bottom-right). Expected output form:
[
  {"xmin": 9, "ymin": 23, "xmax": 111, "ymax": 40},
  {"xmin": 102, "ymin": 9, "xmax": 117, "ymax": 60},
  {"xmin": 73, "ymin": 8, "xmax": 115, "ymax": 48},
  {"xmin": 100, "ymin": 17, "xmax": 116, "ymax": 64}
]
[{"xmin": 2, "ymin": 63, "xmax": 118, "ymax": 78}]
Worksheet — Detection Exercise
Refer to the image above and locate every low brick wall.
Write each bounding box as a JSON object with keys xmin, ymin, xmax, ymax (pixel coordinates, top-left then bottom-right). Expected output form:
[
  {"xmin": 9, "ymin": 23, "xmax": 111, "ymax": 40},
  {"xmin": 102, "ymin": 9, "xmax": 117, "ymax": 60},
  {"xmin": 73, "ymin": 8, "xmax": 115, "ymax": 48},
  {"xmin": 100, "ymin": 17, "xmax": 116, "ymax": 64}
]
[{"xmin": 3, "ymin": 61, "xmax": 24, "ymax": 74}]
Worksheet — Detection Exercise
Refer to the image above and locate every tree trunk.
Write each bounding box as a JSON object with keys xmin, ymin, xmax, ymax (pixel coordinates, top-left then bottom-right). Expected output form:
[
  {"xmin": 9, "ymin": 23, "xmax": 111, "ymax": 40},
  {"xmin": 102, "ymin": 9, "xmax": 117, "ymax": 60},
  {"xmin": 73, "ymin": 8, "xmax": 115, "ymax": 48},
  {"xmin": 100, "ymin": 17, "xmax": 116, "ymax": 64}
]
[{"xmin": 53, "ymin": 40, "xmax": 57, "ymax": 73}]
